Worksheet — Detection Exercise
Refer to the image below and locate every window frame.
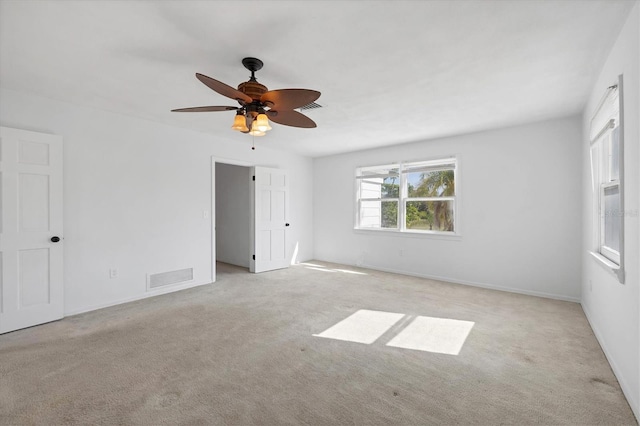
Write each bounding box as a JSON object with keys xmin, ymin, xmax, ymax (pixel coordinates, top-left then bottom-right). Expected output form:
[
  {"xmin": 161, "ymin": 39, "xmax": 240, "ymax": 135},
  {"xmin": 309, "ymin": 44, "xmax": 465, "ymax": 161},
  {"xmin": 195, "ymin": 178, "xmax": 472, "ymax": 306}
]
[
  {"xmin": 600, "ymin": 180, "xmax": 620, "ymax": 264},
  {"xmin": 355, "ymin": 157, "xmax": 459, "ymax": 236},
  {"xmin": 589, "ymin": 75, "xmax": 625, "ymax": 283},
  {"xmin": 355, "ymin": 164, "xmax": 401, "ymax": 231}
]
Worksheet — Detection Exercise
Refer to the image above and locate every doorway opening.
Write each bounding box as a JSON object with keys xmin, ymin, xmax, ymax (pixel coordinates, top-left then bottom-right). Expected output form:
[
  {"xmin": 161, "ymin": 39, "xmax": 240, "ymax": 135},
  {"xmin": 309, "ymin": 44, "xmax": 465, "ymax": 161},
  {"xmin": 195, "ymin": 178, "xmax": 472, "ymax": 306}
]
[{"xmin": 214, "ymin": 162, "xmax": 252, "ymax": 277}]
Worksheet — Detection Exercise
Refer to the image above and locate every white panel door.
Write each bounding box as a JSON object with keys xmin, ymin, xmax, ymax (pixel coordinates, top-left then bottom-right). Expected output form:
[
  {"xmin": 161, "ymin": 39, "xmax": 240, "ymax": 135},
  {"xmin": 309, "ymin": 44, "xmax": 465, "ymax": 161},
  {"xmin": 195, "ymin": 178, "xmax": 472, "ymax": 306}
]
[
  {"xmin": 0, "ymin": 126, "xmax": 63, "ymax": 334},
  {"xmin": 251, "ymin": 167, "xmax": 289, "ymax": 273}
]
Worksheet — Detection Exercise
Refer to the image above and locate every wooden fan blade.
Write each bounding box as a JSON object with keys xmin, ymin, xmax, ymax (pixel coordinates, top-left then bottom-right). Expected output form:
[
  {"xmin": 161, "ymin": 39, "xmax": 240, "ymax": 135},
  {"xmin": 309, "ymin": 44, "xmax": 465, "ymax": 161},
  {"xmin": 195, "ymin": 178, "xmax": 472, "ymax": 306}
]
[
  {"xmin": 261, "ymin": 89, "xmax": 320, "ymax": 110},
  {"xmin": 267, "ymin": 110, "xmax": 316, "ymax": 128},
  {"xmin": 196, "ymin": 73, "xmax": 252, "ymax": 104},
  {"xmin": 171, "ymin": 106, "xmax": 239, "ymax": 112}
]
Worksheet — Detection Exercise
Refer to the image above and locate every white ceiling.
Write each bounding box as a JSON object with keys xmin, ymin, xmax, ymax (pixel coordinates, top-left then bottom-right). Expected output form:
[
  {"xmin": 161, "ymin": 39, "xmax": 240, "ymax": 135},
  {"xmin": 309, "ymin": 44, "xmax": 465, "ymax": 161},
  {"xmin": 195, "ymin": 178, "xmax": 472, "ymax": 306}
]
[{"xmin": 0, "ymin": 0, "xmax": 634, "ymax": 157}]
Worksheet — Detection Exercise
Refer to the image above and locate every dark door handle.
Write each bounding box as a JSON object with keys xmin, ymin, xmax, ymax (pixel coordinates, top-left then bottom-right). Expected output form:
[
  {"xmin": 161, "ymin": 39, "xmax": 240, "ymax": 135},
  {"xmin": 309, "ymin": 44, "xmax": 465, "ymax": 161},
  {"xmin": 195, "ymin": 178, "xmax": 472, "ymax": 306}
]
[
  {"xmin": 51, "ymin": 236, "xmax": 61, "ymax": 243},
  {"xmin": 285, "ymin": 223, "xmax": 290, "ymax": 227}
]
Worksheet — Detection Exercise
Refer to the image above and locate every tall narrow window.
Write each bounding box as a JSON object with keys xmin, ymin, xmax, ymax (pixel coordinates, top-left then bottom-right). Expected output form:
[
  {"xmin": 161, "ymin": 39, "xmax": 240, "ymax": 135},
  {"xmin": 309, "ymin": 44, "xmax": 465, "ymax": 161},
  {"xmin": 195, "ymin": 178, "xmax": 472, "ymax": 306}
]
[{"xmin": 590, "ymin": 75, "xmax": 624, "ymax": 283}]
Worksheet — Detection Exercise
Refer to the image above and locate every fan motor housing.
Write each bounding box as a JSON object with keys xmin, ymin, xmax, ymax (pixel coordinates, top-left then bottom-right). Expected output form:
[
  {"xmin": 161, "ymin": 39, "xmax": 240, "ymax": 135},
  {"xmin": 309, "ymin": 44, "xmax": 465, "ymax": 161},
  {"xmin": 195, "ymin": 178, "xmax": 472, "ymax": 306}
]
[{"xmin": 238, "ymin": 80, "xmax": 267, "ymax": 101}]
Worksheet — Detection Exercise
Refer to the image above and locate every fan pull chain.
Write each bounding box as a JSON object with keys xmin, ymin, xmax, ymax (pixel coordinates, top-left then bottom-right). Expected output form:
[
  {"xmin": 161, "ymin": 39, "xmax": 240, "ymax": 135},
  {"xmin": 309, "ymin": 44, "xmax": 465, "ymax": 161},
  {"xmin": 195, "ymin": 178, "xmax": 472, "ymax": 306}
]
[{"xmin": 251, "ymin": 135, "xmax": 255, "ymax": 150}]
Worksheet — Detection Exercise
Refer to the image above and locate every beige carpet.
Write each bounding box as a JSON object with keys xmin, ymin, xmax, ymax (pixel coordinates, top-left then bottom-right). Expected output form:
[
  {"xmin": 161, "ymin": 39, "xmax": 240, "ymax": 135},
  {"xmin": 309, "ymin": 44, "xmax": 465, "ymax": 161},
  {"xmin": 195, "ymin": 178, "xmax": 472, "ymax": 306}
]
[{"xmin": 0, "ymin": 261, "xmax": 636, "ymax": 425}]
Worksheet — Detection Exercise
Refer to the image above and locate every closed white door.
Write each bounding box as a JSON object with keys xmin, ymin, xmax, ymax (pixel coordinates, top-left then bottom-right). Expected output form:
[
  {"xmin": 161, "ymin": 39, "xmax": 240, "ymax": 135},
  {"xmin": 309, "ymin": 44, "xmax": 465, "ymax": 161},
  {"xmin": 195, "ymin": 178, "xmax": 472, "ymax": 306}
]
[
  {"xmin": 251, "ymin": 167, "xmax": 289, "ymax": 273},
  {"xmin": 0, "ymin": 126, "xmax": 64, "ymax": 334}
]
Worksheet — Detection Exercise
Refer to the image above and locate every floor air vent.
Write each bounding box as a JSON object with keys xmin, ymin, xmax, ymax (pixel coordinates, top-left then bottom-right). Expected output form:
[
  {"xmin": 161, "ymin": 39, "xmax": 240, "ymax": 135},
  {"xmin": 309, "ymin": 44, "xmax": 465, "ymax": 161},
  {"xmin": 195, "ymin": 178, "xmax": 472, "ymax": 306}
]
[{"xmin": 147, "ymin": 268, "xmax": 194, "ymax": 290}]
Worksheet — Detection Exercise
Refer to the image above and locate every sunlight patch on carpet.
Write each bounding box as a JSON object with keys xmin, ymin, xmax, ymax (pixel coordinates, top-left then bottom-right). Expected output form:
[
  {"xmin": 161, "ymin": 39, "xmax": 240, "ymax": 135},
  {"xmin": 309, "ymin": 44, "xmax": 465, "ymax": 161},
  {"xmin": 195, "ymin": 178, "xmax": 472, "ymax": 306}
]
[
  {"xmin": 305, "ymin": 267, "xmax": 337, "ymax": 273},
  {"xmin": 314, "ymin": 310, "xmax": 474, "ymax": 355},
  {"xmin": 386, "ymin": 316, "xmax": 474, "ymax": 355},
  {"xmin": 313, "ymin": 309, "xmax": 404, "ymax": 344},
  {"xmin": 299, "ymin": 263, "xmax": 368, "ymax": 275}
]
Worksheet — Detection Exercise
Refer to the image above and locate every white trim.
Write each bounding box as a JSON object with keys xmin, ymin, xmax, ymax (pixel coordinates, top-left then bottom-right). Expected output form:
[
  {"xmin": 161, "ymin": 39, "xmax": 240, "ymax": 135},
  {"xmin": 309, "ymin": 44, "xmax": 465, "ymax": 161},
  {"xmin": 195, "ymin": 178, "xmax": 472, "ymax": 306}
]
[
  {"xmin": 357, "ymin": 162, "xmax": 399, "ymax": 172},
  {"xmin": 600, "ymin": 245, "xmax": 620, "ymax": 265},
  {"xmin": 600, "ymin": 181, "xmax": 621, "ymax": 265},
  {"xmin": 590, "ymin": 119, "xmax": 615, "ymax": 146},
  {"xmin": 335, "ymin": 261, "xmax": 580, "ymax": 303},
  {"xmin": 353, "ymin": 228, "xmax": 462, "ymax": 240},
  {"xmin": 589, "ymin": 251, "xmax": 622, "ymax": 274},
  {"xmin": 211, "ymin": 156, "xmax": 256, "ymax": 283},
  {"xmin": 357, "ymin": 173, "xmax": 399, "ymax": 180},
  {"xmin": 401, "ymin": 155, "xmax": 457, "ymax": 167},
  {"xmin": 211, "ymin": 158, "xmax": 216, "ymax": 283},
  {"xmin": 212, "ymin": 156, "xmax": 253, "ymax": 168},
  {"xmin": 588, "ymin": 75, "xmax": 625, "ymax": 284},
  {"xmin": 590, "ymin": 85, "xmax": 619, "ymax": 141},
  {"xmin": 582, "ymin": 304, "xmax": 639, "ymax": 421},
  {"xmin": 64, "ymin": 280, "xmax": 212, "ymax": 317}
]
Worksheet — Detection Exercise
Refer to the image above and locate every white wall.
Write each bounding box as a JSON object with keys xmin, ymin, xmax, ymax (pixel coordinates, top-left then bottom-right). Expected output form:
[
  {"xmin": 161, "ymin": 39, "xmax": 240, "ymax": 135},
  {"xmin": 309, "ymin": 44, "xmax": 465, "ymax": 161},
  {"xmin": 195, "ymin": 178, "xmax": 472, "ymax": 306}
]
[
  {"xmin": 313, "ymin": 116, "xmax": 583, "ymax": 301},
  {"xmin": 215, "ymin": 163, "xmax": 251, "ymax": 268},
  {"xmin": 581, "ymin": 2, "xmax": 639, "ymax": 419},
  {"xmin": 0, "ymin": 88, "xmax": 314, "ymax": 315}
]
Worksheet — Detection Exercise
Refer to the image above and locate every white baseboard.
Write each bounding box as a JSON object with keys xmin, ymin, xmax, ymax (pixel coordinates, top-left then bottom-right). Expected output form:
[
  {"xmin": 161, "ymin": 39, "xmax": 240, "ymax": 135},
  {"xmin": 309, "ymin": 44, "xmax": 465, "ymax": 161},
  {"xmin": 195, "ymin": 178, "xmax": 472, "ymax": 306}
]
[
  {"xmin": 64, "ymin": 279, "xmax": 213, "ymax": 317},
  {"xmin": 581, "ymin": 304, "xmax": 639, "ymax": 423},
  {"xmin": 349, "ymin": 262, "xmax": 581, "ymax": 303}
]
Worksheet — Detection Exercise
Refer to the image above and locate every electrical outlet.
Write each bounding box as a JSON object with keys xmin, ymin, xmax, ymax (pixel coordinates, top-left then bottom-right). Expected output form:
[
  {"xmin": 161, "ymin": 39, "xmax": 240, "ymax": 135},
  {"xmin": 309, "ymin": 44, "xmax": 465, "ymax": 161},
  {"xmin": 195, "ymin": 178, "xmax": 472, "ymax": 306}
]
[{"xmin": 109, "ymin": 268, "xmax": 118, "ymax": 279}]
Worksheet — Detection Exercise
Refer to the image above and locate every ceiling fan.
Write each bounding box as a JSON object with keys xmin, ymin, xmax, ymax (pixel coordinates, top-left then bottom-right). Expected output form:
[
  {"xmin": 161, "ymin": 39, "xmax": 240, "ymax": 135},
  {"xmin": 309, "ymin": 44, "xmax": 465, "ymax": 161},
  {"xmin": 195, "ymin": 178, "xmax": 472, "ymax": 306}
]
[{"xmin": 172, "ymin": 57, "xmax": 321, "ymax": 138}]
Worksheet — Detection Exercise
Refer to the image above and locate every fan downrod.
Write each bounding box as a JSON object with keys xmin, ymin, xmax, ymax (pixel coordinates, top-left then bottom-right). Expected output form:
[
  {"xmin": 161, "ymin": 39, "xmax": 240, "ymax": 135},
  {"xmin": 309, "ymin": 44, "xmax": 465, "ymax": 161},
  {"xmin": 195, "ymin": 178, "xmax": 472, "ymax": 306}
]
[{"xmin": 238, "ymin": 57, "xmax": 267, "ymax": 99}]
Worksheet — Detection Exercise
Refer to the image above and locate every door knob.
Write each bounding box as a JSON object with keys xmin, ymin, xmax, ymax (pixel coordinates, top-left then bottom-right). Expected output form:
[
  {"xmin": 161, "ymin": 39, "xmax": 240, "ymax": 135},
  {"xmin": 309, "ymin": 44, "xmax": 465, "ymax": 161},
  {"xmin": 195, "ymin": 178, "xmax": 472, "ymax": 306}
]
[{"xmin": 50, "ymin": 236, "xmax": 61, "ymax": 243}]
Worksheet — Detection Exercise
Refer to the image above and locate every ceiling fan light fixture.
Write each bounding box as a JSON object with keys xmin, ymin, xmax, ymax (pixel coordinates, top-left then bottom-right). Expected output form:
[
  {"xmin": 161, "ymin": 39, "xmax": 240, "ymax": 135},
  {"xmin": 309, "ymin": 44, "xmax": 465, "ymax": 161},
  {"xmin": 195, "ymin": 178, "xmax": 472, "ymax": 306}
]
[
  {"xmin": 249, "ymin": 120, "xmax": 266, "ymax": 136},
  {"xmin": 255, "ymin": 113, "xmax": 272, "ymax": 132},
  {"xmin": 231, "ymin": 112, "xmax": 249, "ymax": 132},
  {"xmin": 172, "ymin": 57, "xmax": 320, "ymax": 142}
]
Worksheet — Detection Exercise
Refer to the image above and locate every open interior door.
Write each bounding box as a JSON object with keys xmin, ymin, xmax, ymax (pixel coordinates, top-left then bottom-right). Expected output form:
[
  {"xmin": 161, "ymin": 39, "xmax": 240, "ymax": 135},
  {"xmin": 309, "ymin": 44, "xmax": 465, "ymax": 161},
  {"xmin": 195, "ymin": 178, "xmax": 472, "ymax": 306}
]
[
  {"xmin": 0, "ymin": 127, "xmax": 64, "ymax": 334},
  {"xmin": 251, "ymin": 167, "xmax": 289, "ymax": 273}
]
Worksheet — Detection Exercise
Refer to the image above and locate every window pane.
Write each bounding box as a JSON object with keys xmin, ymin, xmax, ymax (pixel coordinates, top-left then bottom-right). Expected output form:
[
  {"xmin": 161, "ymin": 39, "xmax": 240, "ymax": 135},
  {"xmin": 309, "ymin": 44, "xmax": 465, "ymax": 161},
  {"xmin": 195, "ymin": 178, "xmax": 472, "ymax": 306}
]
[
  {"xmin": 360, "ymin": 200, "xmax": 398, "ymax": 229},
  {"xmin": 406, "ymin": 169, "xmax": 455, "ymax": 198},
  {"xmin": 406, "ymin": 200, "xmax": 454, "ymax": 232},
  {"xmin": 603, "ymin": 185, "xmax": 620, "ymax": 252},
  {"xmin": 610, "ymin": 126, "xmax": 619, "ymax": 181},
  {"xmin": 359, "ymin": 176, "xmax": 399, "ymax": 199}
]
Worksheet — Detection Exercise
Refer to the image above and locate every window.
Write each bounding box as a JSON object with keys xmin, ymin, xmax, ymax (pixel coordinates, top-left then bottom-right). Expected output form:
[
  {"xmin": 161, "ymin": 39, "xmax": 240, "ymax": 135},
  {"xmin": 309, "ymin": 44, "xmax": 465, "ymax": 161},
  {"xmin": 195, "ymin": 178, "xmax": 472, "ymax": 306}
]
[
  {"xmin": 356, "ymin": 158, "xmax": 457, "ymax": 234},
  {"xmin": 589, "ymin": 75, "xmax": 624, "ymax": 282},
  {"xmin": 356, "ymin": 164, "xmax": 400, "ymax": 229},
  {"xmin": 599, "ymin": 126, "xmax": 621, "ymax": 264}
]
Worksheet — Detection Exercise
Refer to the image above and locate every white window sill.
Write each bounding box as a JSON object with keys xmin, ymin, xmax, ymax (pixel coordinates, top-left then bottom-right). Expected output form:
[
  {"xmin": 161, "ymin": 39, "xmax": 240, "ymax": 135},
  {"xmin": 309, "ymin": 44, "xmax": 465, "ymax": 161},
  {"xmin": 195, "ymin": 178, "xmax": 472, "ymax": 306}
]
[
  {"xmin": 589, "ymin": 251, "xmax": 625, "ymax": 283},
  {"xmin": 590, "ymin": 251, "xmax": 619, "ymax": 270},
  {"xmin": 354, "ymin": 228, "xmax": 462, "ymax": 241}
]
